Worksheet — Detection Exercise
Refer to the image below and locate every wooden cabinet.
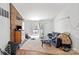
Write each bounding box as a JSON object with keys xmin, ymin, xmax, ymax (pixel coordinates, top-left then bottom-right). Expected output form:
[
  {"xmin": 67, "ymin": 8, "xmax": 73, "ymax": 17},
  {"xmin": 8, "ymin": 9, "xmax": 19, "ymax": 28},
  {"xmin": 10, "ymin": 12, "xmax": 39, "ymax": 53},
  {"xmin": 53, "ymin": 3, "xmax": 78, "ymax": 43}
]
[{"xmin": 14, "ymin": 30, "xmax": 21, "ymax": 44}]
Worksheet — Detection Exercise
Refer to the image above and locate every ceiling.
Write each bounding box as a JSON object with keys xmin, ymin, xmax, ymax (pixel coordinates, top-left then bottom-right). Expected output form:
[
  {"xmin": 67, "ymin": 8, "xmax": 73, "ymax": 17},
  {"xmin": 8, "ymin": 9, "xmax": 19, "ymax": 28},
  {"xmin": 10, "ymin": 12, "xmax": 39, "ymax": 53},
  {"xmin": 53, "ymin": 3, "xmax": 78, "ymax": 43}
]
[{"xmin": 13, "ymin": 3, "xmax": 69, "ymax": 21}]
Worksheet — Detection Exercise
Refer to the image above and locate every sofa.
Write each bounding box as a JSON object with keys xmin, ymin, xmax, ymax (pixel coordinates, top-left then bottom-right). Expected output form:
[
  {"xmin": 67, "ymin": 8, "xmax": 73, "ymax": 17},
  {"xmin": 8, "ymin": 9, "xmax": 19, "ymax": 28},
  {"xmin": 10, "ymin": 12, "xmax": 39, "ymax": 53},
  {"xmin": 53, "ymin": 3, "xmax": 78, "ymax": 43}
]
[{"xmin": 47, "ymin": 32, "xmax": 61, "ymax": 48}]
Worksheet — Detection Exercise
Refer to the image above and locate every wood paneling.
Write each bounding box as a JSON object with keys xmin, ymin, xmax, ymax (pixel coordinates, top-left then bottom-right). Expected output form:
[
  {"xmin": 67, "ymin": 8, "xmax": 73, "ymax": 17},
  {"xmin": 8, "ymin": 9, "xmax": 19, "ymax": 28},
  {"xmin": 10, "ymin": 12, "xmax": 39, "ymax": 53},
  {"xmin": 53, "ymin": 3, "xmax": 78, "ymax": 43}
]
[{"xmin": 10, "ymin": 3, "xmax": 23, "ymax": 44}]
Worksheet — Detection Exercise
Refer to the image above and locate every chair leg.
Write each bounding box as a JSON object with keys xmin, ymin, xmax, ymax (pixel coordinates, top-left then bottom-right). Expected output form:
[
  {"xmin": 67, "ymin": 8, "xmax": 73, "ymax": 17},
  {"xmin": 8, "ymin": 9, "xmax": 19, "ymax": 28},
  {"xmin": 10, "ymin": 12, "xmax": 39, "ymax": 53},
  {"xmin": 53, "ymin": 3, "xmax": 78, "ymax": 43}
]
[{"xmin": 41, "ymin": 42, "xmax": 43, "ymax": 47}]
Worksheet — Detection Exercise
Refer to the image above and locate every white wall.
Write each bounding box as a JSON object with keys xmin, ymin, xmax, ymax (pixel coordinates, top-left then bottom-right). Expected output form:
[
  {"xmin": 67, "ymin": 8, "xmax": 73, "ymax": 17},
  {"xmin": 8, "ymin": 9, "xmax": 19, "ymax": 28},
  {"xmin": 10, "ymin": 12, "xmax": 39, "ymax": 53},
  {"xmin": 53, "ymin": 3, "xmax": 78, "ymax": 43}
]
[
  {"xmin": 54, "ymin": 4, "xmax": 79, "ymax": 51},
  {"xmin": 24, "ymin": 20, "xmax": 39, "ymax": 35},
  {"xmin": 21, "ymin": 21, "xmax": 25, "ymax": 43},
  {"xmin": 39, "ymin": 19, "xmax": 54, "ymax": 37},
  {"xmin": 24, "ymin": 20, "xmax": 31, "ymax": 35},
  {"xmin": 0, "ymin": 3, "xmax": 10, "ymax": 50}
]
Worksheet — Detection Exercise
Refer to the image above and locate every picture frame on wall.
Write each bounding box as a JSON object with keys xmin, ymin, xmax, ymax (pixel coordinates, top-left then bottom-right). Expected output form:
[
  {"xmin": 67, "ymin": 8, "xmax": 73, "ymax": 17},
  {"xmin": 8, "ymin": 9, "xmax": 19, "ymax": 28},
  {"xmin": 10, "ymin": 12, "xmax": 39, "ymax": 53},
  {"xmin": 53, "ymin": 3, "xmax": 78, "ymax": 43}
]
[
  {"xmin": 6, "ymin": 11, "xmax": 9, "ymax": 18},
  {"xmin": 0, "ymin": 7, "xmax": 9, "ymax": 18},
  {"xmin": 2, "ymin": 9, "xmax": 4, "ymax": 16},
  {"xmin": 4, "ymin": 10, "xmax": 6, "ymax": 17},
  {"xmin": 0, "ymin": 8, "xmax": 1, "ymax": 15}
]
